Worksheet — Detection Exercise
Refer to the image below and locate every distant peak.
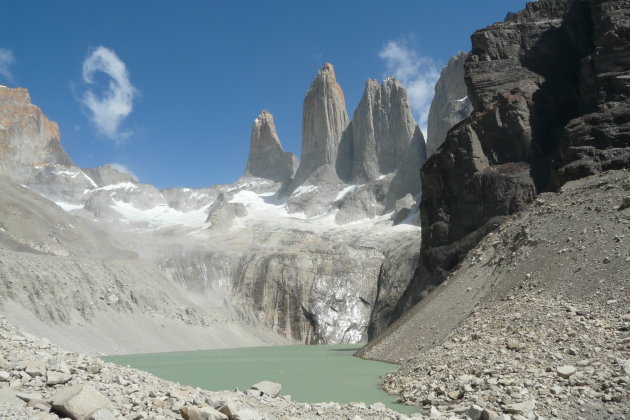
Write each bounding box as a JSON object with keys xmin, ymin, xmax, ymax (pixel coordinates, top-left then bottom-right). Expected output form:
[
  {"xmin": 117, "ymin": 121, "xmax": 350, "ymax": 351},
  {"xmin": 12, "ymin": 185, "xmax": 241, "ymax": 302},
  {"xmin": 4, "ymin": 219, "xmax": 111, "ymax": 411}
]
[
  {"xmin": 319, "ymin": 62, "xmax": 336, "ymax": 79},
  {"xmin": 255, "ymin": 110, "xmax": 273, "ymax": 124}
]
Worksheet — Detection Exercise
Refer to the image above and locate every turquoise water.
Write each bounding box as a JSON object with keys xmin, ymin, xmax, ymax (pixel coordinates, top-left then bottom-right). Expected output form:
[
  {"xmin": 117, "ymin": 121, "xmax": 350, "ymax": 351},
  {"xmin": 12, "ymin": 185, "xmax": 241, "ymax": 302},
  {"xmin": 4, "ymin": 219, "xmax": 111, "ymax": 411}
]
[{"xmin": 104, "ymin": 344, "xmax": 416, "ymax": 415}]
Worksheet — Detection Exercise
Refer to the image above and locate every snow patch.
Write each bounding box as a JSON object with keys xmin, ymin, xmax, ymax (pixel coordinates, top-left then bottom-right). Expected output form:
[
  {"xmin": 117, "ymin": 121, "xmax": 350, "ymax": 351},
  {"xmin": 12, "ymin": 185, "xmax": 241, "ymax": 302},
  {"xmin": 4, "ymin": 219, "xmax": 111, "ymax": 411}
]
[
  {"xmin": 110, "ymin": 200, "xmax": 210, "ymax": 228},
  {"xmin": 455, "ymin": 95, "xmax": 468, "ymax": 102},
  {"xmin": 292, "ymin": 185, "xmax": 318, "ymax": 198},
  {"xmin": 86, "ymin": 182, "xmax": 139, "ymax": 194},
  {"xmin": 334, "ymin": 185, "xmax": 363, "ymax": 202},
  {"xmin": 55, "ymin": 202, "xmax": 84, "ymax": 212}
]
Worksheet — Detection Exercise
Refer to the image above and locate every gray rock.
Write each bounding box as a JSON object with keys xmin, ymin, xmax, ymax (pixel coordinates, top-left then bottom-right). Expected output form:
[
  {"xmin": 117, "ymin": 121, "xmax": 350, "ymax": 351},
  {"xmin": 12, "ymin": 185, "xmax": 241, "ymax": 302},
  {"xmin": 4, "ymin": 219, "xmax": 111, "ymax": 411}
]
[
  {"xmin": 46, "ymin": 371, "xmax": 71, "ymax": 385},
  {"xmin": 466, "ymin": 404, "xmax": 484, "ymax": 420},
  {"xmin": 206, "ymin": 192, "xmax": 247, "ymax": 230},
  {"xmin": 250, "ymin": 381, "xmax": 281, "ymax": 398},
  {"xmin": 243, "ymin": 110, "xmax": 299, "ymax": 183},
  {"xmin": 51, "ymin": 384, "xmax": 110, "ymax": 420},
  {"xmin": 393, "ymin": 193, "xmax": 415, "ymax": 225},
  {"xmin": 385, "ymin": 125, "xmax": 427, "ymax": 209},
  {"xmin": 87, "ymin": 408, "xmax": 115, "ymax": 420},
  {"xmin": 556, "ymin": 365, "xmax": 576, "ymax": 379},
  {"xmin": 25, "ymin": 360, "xmax": 47, "ymax": 377},
  {"xmin": 15, "ymin": 391, "xmax": 43, "ymax": 403},
  {"xmin": 503, "ymin": 400, "xmax": 536, "ymax": 415},
  {"xmin": 348, "ymin": 78, "xmax": 417, "ymax": 181},
  {"xmin": 180, "ymin": 405, "xmax": 228, "ymax": 420},
  {"xmin": 426, "ymin": 52, "xmax": 473, "ymax": 157},
  {"xmin": 290, "ymin": 63, "xmax": 349, "ymax": 189}
]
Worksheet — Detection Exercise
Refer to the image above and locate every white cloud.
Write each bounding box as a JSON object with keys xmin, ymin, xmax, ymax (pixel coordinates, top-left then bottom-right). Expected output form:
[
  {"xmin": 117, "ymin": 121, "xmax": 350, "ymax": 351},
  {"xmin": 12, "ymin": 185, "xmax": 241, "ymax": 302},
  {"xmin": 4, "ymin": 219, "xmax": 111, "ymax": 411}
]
[
  {"xmin": 379, "ymin": 41, "xmax": 440, "ymax": 137},
  {"xmin": 0, "ymin": 48, "xmax": 16, "ymax": 82},
  {"xmin": 110, "ymin": 163, "xmax": 139, "ymax": 181},
  {"xmin": 81, "ymin": 46, "xmax": 137, "ymax": 140}
]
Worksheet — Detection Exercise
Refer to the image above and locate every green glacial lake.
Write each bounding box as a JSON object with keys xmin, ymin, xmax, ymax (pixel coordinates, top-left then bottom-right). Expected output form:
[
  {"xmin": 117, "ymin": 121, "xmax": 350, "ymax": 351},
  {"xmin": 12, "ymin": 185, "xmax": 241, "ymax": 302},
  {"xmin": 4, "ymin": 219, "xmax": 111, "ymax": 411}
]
[{"xmin": 104, "ymin": 344, "xmax": 416, "ymax": 415}]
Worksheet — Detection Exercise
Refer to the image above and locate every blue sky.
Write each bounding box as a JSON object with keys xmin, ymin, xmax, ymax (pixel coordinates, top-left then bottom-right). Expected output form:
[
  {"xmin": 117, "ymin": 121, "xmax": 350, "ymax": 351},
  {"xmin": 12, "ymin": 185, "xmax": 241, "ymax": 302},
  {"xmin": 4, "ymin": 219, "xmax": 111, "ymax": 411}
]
[{"xmin": 0, "ymin": 1, "xmax": 529, "ymax": 189}]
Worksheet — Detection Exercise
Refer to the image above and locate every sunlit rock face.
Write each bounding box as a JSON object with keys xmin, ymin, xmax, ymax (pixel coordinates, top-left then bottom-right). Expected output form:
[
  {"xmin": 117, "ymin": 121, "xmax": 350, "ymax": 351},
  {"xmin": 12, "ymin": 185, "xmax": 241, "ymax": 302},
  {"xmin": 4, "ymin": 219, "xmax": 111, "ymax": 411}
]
[
  {"xmin": 290, "ymin": 63, "xmax": 349, "ymax": 189},
  {"xmin": 0, "ymin": 86, "xmax": 72, "ymax": 171},
  {"xmin": 244, "ymin": 110, "xmax": 298, "ymax": 183},
  {"xmin": 348, "ymin": 77, "xmax": 418, "ymax": 182}
]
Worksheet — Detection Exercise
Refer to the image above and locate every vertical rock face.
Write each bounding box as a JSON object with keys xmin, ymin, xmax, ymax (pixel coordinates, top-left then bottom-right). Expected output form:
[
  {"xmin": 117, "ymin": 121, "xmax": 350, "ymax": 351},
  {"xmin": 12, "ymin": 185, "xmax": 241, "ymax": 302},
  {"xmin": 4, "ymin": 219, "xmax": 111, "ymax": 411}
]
[
  {"xmin": 0, "ymin": 86, "xmax": 73, "ymax": 170},
  {"xmin": 389, "ymin": 0, "xmax": 623, "ymax": 320},
  {"xmin": 384, "ymin": 126, "xmax": 427, "ymax": 208},
  {"xmin": 349, "ymin": 78, "xmax": 418, "ymax": 181},
  {"xmin": 244, "ymin": 110, "xmax": 299, "ymax": 182},
  {"xmin": 556, "ymin": 0, "xmax": 630, "ymax": 183},
  {"xmin": 426, "ymin": 52, "xmax": 473, "ymax": 157},
  {"xmin": 291, "ymin": 63, "xmax": 349, "ymax": 187}
]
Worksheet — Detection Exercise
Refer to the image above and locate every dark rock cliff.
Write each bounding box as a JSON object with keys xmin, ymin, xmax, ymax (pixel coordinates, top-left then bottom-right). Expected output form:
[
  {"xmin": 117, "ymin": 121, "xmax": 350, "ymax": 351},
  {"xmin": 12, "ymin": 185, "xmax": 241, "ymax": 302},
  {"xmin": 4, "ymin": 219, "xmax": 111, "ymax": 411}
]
[{"xmin": 384, "ymin": 0, "xmax": 630, "ymax": 328}]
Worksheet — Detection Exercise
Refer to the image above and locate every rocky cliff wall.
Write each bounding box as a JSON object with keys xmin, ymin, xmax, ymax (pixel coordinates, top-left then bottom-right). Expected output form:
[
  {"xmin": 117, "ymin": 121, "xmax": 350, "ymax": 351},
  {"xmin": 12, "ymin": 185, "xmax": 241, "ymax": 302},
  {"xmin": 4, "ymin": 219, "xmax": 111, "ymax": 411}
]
[{"xmin": 388, "ymin": 0, "xmax": 630, "ymax": 322}]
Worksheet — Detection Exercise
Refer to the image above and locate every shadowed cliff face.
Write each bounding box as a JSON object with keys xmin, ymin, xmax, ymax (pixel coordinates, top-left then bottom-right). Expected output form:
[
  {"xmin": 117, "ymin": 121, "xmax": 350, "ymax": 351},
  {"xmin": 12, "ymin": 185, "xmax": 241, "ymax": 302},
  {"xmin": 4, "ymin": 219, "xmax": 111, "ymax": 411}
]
[
  {"xmin": 426, "ymin": 52, "xmax": 473, "ymax": 158},
  {"xmin": 385, "ymin": 0, "xmax": 630, "ymax": 325}
]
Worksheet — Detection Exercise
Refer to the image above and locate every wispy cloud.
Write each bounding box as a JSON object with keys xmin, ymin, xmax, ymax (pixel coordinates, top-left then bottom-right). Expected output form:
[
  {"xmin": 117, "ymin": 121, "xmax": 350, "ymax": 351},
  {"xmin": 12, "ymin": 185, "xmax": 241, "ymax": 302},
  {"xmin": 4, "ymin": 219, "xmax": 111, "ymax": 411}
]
[
  {"xmin": 80, "ymin": 46, "xmax": 138, "ymax": 141},
  {"xmin": 110, "ymin": 163, "xmax": 139, "ymax": 181},
  {"xmin": 379, "ymin": 41, "xmax": 440, "ymax": 136},
  {"xmin": 0, "ymin": 48, "xmax": 16, "ymax": 82}
]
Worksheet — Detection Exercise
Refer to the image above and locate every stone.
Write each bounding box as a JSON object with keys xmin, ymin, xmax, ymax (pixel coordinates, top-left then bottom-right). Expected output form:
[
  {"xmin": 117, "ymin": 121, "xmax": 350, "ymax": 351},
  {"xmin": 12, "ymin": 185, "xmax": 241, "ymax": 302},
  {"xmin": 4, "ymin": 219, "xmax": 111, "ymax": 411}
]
[
  {"xmin": 503, "ymin": 400, "xmax": 536, "ymax": 415},
  {"xmin": 0, "ymin": 370, "xmax": 10, "ymax": 381},
  {"xmin": 466, "ymin": 404, "xmax": 484, "ymax": 420},
  {"xmin": 233, "ymin": 409, "xmax": 263, "ymax": 420},
  {"xmin": 243, "ymin": 110, "xmax": 299, "ymax": 182},
  {"xmin": 506, "ymin": 340, "xmax": 525, "ymax": 351},
  {"xmin": 47, "ymin": 371, "xmax": 71, "ymax": 385},
  {"xmin": 15, "ymin": 391, "xmax": 43, "ymax": 403},
  {"xmin": 217, "ymin": 401, "xmax": 239, "ymax": 418},
  {"xmin": 556, "ymin": 365, "xmax": 577, "ymax": 379},
  {"xmin": 87, "ymin": 409, "xmax": 115, "ymax": 420},
  {"xmin": 447, "ymin": 389, "xmax": 463, "ymax": 400},
  {"xmin": 51, "ymin": 384, "xmax": 110, "ymax": 420},
  {"xmin": 29, "ymin": 399, "xmax": 53, "ymax": 412},
  {"xmin": 250, "ymin": 380, "xmax": 281, "ymax": 397},
  {"xmin": 620, "ymin": 196, "xmax": 630, "ymax": 211},
  {"xmin": 86, "ymin": 363, "xmax": 102, "ymax": 375},
  {"xmin": 180, "ymin": 405, "xmax": 228, "ymax": 420},
  {"xmin": 25, "ymin": 360, "xmax": 47, "ymax": 377}
]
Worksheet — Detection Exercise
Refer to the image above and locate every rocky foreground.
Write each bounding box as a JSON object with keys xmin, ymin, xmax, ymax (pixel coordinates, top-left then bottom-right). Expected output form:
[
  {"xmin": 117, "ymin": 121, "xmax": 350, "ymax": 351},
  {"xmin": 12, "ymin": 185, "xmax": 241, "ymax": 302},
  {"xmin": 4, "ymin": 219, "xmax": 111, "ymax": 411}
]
[{"xmin": 0, "ymin": 316, "xmax": 420, "ymax": 420}]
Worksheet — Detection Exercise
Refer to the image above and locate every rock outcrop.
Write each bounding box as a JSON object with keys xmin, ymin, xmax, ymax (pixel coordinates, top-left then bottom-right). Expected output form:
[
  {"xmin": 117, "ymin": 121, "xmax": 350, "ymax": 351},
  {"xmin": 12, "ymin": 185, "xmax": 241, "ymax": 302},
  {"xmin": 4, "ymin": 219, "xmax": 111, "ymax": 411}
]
[
  {"xmin": 426, "ymin": 52, "xmax": 473, "ymax": 157},
  {"xmin": 0, "ymin": 86, "xmax": 72, "ymax": 172},
  {"xmin": 347, "ymin": 78, "xmax": 418, "ymax": 181},
  {"xmin": 290, "ymin": 63, "xmax": 349, "ymax": 189},
  {"xmin": 243, "ymin": 110, "xmax": 298, "ymax": 182},
  {"xmin": 555, "ymin": 0, "xmax": 630, "ymax": 183},
  {"xmin": 387, "ymin": 0, "xmax": 630, "ymax": 323}
]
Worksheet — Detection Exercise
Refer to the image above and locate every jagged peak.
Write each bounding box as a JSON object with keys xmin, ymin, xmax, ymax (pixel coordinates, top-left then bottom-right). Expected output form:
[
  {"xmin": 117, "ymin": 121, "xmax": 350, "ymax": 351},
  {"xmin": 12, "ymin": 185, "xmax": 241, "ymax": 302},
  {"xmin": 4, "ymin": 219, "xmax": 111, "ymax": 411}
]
[
  {"xmin": 319, "ymin": 62, "xmax": 336, "ymax": 79},
  {"xmin": 254, "ymin": 109, "xmax": 274, "ymax": 125}
]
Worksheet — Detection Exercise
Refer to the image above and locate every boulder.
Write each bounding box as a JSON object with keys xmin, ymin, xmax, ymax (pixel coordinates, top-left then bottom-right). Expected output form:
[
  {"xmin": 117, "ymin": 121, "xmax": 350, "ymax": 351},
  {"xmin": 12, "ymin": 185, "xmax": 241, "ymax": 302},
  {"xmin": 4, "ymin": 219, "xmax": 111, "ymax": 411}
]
[
  {"xmin": 51, "ymin": 384, "xmax": 110, "ymax": 420},
  {"xmin": 180, "ymin": 405, "xmax": 228, "ymax": 420},
  {"xmin": 250, "ymin": 381, "xmax": 281, "ymax": 397},
  {"xmin": 556, "ymin": 365, "xmax": 577, "ymax": 379},
  {"xmin": 25, "ymin": 360, "xmax": 47, "ymax": 377},
  {"xmin": 47, "ymin": 371, "xmax": 72, "ymax": 385}
]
